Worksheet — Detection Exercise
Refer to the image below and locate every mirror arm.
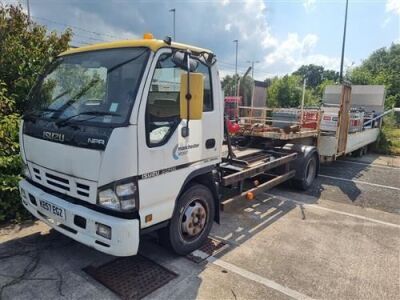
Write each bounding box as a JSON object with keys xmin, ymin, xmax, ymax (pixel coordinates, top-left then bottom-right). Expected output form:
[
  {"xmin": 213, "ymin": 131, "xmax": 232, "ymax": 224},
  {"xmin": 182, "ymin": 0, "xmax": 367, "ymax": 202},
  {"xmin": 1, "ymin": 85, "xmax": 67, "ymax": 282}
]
[{"xmin": 182, "ymin": 50, "xmax": 192, "ymax": 137}]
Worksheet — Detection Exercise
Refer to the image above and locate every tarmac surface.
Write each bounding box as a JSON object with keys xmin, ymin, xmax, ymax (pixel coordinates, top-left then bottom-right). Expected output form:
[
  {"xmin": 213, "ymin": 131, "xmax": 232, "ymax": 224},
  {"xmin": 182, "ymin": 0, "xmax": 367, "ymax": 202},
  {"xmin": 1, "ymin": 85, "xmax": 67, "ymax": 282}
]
[{"xmin": 0, "ymin": 153, "xmax": 399, "ymax": 300}]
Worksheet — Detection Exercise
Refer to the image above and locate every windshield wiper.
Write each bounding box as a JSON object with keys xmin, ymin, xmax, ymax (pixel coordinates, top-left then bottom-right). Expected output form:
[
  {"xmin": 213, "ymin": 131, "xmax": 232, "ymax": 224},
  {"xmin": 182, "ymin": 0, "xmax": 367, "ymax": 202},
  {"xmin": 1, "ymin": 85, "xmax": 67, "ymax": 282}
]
[
  {"xmin": 56, "ymin": 111, "xmax": 121, "ymax": 127},
  {"xmin": 50, "ymin": 78, "xmax": 101, "ymax": 119},
  {"xmin": 23, "ymin": 108, "xmax": 64, "ymax": 121}
]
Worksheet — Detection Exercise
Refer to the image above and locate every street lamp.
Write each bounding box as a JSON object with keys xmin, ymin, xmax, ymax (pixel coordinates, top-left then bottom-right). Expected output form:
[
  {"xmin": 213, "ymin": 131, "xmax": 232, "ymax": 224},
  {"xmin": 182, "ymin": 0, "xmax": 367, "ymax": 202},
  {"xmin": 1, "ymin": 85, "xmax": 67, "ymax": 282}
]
[
  {"xmin": 339, "ymin": 0, "xmax": 349, "ymax": 83},
  {"xmin": 233, "ymin": 40, "xmax": 239, "ymax": 76},
  {"xmin": 233, "ymin": 39, "xmax": 239, "ymax": 96},
  {"xmin": 246, "ymin": 60, "xmax": 260, "ymax": 79},
  {"xmin": 169, "ymin": 8, "xmax": 176, "ymax": 41}
]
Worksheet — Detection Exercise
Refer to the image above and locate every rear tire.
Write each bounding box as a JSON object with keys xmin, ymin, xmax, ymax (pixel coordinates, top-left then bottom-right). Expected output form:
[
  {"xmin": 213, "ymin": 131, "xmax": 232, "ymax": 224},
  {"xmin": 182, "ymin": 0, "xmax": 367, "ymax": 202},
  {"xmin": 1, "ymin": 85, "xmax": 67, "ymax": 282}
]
[
  {"xmin": 158, "ymin": 183, "xmax": 215, "ymax": 255},
  {"xmin": 353, "ymin": 146, "xmax": 367, "ymax": 157},
  {"xmin": 292, "ymin": 153, "xmax": 318, "ymax": 191}
]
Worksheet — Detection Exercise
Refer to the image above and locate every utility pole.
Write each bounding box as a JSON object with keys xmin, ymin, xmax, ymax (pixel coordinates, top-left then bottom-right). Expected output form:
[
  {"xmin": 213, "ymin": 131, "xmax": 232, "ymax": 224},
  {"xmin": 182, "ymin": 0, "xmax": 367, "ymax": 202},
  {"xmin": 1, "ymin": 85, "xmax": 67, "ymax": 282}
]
[
  {"xmin": 169, "ymin": 8, "xmax": 176, "ymax": 41},
  {"xmin": 26, "ymin": 0, "xmax": 31, "ymax": 24},
  {"xmin": 233, "ymin": 39, "xmax": 238, "ymax": 96},
  {"xmin": 339, "ymin": 0, "xmax": 349, "ymax": 83},
  {"xmin": 300, "ymin": 78, "xmax": 307, "ymax": 126},
  {"xmin": 247, "ymin": 60, "xmax": 260, "ymax": 79}
]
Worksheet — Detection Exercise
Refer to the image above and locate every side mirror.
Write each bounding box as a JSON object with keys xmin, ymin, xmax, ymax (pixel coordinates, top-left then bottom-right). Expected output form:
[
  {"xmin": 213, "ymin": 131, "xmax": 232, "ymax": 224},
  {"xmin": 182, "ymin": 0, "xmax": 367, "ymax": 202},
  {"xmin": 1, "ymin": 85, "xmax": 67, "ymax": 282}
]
[
  {"xmin": 172, "ymin": 51, "xmax": 199, "ymax": 72},
  {"xmin": 180, "ymin": 73, "xmax": 204, "ymax": 120}
]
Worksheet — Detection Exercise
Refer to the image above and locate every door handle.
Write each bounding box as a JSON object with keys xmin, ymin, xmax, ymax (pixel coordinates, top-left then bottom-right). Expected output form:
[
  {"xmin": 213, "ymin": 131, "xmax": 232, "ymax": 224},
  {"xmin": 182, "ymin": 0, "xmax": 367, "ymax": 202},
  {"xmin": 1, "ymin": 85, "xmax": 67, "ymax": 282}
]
[{"xmin": 205, "ymin": 139, "xmax": 216, "ymax": 149}]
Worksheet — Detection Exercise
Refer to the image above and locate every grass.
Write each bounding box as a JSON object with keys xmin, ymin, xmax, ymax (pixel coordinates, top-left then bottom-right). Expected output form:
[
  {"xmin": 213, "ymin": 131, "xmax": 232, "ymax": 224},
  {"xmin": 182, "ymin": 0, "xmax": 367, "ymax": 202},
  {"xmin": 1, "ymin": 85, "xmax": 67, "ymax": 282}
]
[
  {"xmin": 371, "ymin": 113, "xmax": 400, "ymax": 156},
  {"xmin": 383, "ymin": 127, "xmax": 400, "ymax": 155}
]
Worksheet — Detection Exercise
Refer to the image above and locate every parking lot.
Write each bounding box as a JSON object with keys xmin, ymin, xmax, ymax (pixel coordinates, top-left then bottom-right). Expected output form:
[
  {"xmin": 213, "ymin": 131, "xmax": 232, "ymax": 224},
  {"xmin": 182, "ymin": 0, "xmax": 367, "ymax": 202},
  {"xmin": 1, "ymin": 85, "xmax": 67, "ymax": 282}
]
[{"xmin": 1, "ymin": 153, "xmax": 399, "ymax": 300}]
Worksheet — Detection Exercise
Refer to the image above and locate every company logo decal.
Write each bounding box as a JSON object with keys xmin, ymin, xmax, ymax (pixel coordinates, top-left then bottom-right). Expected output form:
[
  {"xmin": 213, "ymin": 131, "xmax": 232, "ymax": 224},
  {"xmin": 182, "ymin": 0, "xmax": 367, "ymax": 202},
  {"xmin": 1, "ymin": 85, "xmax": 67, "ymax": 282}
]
[
  {"xmin": 172, "ymin": 143, "xmax": 199, "ymax": 160},
  {"xmin": 42, "ymin": 131, "xmax": 65, "ymax": 142},
  {"xmin": 87, "ymin": 138, "xmax": 105, "ymax": 145},
  {"xmin": 172, "ymin": 144, "xmax": 179, "ymax": 160}
]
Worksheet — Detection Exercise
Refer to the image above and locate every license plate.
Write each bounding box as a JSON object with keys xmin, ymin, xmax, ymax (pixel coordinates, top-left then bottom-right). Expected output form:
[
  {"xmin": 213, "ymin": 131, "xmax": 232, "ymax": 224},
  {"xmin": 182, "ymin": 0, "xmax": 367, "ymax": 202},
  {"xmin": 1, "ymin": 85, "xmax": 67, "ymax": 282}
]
[{"xmin": 39, "ymin": 199, "xmax": 65, "ymax": 220}]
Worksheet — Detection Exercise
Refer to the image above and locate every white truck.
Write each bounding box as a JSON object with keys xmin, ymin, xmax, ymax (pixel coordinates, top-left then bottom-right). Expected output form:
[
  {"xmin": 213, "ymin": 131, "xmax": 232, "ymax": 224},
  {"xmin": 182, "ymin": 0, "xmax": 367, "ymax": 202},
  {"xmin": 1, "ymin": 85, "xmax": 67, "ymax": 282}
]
[{"xmin": 18, "ymin": 35, "xmax": 319, "ymax": 256}]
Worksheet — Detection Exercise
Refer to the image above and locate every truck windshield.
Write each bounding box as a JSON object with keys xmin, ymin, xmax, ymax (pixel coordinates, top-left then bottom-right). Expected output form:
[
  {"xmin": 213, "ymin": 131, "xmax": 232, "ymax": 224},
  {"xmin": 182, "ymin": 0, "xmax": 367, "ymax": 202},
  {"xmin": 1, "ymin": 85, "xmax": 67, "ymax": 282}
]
[{"xmin": 26, "ymin": 47, "xmax": 149, "ymax": 125}]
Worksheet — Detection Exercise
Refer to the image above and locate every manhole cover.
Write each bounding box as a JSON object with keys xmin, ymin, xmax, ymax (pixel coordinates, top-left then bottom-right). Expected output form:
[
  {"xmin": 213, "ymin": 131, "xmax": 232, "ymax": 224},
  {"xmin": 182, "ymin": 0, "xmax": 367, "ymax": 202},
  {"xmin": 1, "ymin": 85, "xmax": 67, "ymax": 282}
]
[
  {"xmin": 83, "ymin": 255, "xmax": 177, "ymax": 300},
  {"xmin": 186, "ymin": 237, "xmax": 227, "ymax": 263}
]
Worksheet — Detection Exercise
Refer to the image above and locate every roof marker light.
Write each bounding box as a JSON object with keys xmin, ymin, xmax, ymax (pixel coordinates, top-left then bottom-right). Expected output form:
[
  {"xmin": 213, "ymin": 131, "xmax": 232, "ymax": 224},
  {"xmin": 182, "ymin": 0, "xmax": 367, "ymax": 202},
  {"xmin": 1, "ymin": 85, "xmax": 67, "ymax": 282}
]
[{"xmin": 143, "ymin": 33, "xmax": 154, "ymax": 39}]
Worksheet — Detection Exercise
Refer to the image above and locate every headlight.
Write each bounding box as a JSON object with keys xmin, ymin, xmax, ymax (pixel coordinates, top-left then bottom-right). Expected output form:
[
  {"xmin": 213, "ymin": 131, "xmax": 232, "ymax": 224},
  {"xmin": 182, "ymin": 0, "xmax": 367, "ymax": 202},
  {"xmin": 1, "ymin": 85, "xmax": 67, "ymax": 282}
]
[
  {"xmin": 98, "ymin": 189, "xmax": 120, "ymax": 210},
  {"xmin": 97, "ymin": 180, "xmax": 138, "ymax": 212},
  {"xmin": 22, "ymin": 164, "xmax": 31, "ymax": 179},
  {"xmin": 116, "ymin": 183, "xmax": 136, "ymax": 197}
]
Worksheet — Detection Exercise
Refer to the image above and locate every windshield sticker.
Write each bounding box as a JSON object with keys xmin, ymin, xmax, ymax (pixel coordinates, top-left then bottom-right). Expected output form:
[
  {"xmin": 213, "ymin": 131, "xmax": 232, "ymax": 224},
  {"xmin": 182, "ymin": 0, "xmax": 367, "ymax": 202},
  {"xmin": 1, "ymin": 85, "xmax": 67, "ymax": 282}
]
[
  {"xmin": 103, "ymin": 116, "xmax": 112, "ymax": 123},
  {"xmin": 110, "ymin": 103, "xmax": 119, "ymax": 112}
]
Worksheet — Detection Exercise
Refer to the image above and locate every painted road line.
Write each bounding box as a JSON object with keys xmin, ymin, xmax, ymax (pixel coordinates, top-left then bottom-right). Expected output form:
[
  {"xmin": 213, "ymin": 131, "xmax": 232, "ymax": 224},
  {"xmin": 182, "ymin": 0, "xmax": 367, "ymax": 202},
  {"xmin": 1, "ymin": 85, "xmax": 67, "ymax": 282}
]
[
  {"xmin": 337, "ymin": 159, "xmax": 400, "ymax": 170},
  {"xmin": 318, "ymin": 174, "xmax": 400, "ymax": 191},
  {"xmin": 265, "ymin": 193, "xmax": 400, "ymax": 229},
  {"xmin": 207, "ymin": 256, "xmax": 315, "ymax": 300}
]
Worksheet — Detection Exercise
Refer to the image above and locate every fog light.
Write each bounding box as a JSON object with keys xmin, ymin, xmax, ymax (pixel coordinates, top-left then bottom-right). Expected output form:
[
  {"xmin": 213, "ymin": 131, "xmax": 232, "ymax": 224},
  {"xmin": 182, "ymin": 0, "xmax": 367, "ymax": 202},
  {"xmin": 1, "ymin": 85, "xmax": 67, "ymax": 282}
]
[{"xmin": 96, "ymin": 223, "xmax": 111, "ymax": 240}]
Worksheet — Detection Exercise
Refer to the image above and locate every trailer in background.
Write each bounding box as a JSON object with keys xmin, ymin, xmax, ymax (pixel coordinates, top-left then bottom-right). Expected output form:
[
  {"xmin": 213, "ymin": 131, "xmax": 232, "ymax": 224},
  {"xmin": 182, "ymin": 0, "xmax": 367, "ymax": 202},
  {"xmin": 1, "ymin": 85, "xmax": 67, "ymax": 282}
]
[
  {"xmin": 318, "ymin": 84, "xmax": 385, "ymax": 161},
  {"xmin": 232, "ymin": 84, "xmax": 387, "ymax": 162}
]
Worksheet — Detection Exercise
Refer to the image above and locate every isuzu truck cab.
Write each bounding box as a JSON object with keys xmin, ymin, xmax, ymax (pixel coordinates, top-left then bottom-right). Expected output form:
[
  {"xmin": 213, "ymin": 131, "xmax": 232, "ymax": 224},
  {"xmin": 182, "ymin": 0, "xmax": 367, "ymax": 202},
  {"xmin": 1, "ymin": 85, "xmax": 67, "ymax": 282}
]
[{"xmin": 19, "ymin": 35, "xmax": 319, "ymax": 256}]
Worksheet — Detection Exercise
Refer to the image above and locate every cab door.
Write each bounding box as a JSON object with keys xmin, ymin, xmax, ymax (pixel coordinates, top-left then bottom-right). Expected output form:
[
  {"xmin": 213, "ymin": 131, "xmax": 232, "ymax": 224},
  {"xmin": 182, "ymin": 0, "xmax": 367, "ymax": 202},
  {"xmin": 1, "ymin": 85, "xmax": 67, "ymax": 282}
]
[{"xmin": 137, "ymin": 49, "xmax": 220, "ymax": 228}]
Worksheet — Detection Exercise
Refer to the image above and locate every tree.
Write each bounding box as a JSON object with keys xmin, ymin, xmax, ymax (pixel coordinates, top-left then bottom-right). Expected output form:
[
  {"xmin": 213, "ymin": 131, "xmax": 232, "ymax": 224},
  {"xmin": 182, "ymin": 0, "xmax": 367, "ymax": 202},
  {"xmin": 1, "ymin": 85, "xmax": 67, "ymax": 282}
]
[
  {"xmin": 315, "ymin": 79, "xmax": 335, "ymax": 99},
  {"xmin": 267, "ymin": 75, "xmax": 303, "ymax": 107},
  {"xmin": 293, "ymin": 64, "xmax": 339, "ymax": 89},
  {"xmin": 221, "ymin": 74, "xmax": 239, "ymax": 97},
  {"xmin": 0, "ymin": 4, "xmax": 72, "ymax": 222},
  {"xmin": 221, "ymin": 74, "xmax": 254, "ymax": 106},
  {"xmin": 349, "ymin": 43, "xmax": 400, "ymax": 109}
]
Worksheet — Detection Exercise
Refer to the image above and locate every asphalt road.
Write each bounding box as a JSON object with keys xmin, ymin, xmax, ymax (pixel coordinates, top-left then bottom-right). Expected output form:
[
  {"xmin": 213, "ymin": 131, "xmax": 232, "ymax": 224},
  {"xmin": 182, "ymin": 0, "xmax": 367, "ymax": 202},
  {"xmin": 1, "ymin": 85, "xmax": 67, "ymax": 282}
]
[{"xmin": 0, "ymin": 154, "xmax": 399, "ymax": 300}]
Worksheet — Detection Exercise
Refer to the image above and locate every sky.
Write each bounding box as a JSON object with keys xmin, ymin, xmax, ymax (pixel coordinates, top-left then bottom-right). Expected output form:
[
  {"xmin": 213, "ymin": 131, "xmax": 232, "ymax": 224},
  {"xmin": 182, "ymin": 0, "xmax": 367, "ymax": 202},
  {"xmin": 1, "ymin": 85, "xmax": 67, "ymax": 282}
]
[{"xmin": 3, "ymin": 0, "xmax": 400, "ymax": 80}]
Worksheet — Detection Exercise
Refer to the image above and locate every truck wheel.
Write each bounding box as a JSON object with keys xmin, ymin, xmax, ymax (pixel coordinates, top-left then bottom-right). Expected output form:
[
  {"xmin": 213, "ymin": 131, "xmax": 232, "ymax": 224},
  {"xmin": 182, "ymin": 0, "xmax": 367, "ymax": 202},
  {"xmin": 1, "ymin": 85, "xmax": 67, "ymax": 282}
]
[
  {"xmin": 292, "ymin": 153, "xmax": 318, "ymax": 191},
  {"xmin": 353, "ymin": 146, "xmax": 367, "ymax": 157},
  {"xmin": 158, "ymin": 184, "xmax": 215, "ymax": 255}
]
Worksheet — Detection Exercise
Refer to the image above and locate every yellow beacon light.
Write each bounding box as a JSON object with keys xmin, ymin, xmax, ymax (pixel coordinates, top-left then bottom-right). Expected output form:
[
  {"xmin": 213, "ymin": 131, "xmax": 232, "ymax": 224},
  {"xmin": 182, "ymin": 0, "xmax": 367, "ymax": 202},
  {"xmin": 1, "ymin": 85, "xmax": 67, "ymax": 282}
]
[{"xmin": 143, "ymin": 33, "xmax": 154, "ymax": 39}]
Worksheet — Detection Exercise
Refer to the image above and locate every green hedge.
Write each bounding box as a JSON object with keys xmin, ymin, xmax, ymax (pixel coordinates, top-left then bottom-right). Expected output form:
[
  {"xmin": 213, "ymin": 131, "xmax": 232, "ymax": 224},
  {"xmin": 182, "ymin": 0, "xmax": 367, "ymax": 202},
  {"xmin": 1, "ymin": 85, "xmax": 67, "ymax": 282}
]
[
  {"xmin": 0, "ymin": 81, "xmax": 28, "ymax": 222},
  {"xmin": 0, "ymin": 4, "xmax": 71, "ymax": 223}
]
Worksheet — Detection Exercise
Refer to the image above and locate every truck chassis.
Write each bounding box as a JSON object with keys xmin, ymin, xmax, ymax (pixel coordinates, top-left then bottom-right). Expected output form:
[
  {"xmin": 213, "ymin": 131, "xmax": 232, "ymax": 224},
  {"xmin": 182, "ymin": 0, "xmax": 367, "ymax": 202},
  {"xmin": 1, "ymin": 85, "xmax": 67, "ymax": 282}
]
[{"xmin": 219, "ymin": 148, "xmax": 297, "ymax": 210}]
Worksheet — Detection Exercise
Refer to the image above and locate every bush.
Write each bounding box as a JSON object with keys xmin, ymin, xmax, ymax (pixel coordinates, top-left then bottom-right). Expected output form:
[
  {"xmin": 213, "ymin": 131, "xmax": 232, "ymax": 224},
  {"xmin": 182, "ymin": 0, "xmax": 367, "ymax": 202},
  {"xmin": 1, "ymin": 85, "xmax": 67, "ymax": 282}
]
[
  {"xmin": 373, "ymin": 113, "xmax": 400, "ymax": 155},
  {"xmin": 0, "ymin": 81, "xmax": 27, "ymax": 222},
  {"xmin": 0, "ymin": 4, "xmax": 71, "ymax": 223}
]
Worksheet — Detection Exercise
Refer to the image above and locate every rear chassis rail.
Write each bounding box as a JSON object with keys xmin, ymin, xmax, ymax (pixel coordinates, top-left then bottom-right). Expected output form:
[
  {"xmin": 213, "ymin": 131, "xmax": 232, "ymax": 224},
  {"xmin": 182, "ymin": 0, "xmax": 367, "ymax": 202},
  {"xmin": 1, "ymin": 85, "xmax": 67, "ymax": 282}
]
[{"xmin": 219, "ymin": 151, "xmax": 297, "ymax": 211}]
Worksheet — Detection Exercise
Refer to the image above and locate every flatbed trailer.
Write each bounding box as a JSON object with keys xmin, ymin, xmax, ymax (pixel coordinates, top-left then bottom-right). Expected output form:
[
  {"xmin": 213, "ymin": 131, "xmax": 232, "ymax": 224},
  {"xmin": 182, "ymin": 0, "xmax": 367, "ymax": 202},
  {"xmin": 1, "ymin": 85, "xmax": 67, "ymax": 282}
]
[
  {"xmin": 233, "ymin": 84, "xmax": 387, "ymax": 162},
  {"xmin": 318, "ymin": 128, "xmax": 380, "ymax": 161}
]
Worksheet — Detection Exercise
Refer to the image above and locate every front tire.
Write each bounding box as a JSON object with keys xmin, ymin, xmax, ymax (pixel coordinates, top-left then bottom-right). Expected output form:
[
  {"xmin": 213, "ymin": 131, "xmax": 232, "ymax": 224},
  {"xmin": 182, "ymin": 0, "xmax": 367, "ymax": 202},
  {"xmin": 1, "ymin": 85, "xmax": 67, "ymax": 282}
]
[{"xmin": 158, "ymin": 183, "xmax": 215, "ymax": 255}]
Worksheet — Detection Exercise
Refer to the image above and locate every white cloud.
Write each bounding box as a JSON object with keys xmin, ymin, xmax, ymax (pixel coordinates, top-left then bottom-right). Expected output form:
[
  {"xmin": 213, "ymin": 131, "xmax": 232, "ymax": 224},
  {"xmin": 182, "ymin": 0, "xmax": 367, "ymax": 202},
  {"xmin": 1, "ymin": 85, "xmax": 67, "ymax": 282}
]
[
  {"xmin": 263, "ymin": 33, "xmax": 337, "ymax": 75},
  {"xmin": 303, "ymin": 0, "xmax": 317, "ymax": 13},
  {"xmin": 386, "ymin": 0, "xmax": 400, "ymax": 15},
  {"xmin": 215, "ymin": 0, "xmax": 340, "ymax": 78},
  {"xmin": 4, "ymin": 0, "xmax": 342, "ymax": 79}
]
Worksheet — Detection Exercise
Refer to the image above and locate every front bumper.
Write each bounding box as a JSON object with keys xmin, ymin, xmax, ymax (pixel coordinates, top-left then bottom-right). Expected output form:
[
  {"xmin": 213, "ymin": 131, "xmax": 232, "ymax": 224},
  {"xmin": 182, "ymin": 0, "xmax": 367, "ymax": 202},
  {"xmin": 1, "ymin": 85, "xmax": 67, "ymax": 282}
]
[{"xmin": 19, "ymin": 179, "xmax": 139, "ymax": 256}]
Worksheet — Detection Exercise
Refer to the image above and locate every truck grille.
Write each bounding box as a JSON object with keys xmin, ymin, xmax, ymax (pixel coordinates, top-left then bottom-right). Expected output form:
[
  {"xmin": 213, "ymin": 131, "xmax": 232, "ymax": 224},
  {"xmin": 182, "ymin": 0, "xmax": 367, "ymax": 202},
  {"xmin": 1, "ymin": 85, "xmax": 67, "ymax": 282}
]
[{"xmin": 29, "ymin": 162, "xmax": 97, "ymax": 204}]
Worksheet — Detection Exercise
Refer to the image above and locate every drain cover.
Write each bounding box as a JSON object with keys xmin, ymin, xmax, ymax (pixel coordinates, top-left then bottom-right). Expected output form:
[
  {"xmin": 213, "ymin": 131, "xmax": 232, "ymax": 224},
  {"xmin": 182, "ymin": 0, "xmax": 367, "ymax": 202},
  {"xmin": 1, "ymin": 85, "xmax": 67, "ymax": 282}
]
[
  {"xmin": 186, "ymin": 237, "xmax": 227, "ymax": 263},
  {"xmin": 84, "ymin": 255, "xmax": 177, "ymax": 299}
]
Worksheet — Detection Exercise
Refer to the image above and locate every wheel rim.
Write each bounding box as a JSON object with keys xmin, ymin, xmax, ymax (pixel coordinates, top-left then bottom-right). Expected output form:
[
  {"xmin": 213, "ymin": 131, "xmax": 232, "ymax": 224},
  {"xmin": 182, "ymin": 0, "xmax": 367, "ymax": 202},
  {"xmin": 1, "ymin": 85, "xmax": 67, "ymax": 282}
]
[
  {"xmin": 305, "ymin": 157, "xmax": 316, "ymax": 186},
  {"xmin": 180, "ymin": 199, "xmax": 208, "ymax": 242}
]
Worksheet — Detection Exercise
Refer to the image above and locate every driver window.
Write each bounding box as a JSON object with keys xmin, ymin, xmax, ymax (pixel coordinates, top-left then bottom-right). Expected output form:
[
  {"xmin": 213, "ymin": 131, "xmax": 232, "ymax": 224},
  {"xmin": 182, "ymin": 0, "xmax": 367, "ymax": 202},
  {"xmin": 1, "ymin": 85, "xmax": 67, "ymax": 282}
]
[
  {"xmin": 145, "ymin": 53, "xmax": 213, "ymax": 147},
  {"xmin": 146, "ymin": 53, "xmax": 183, "ymax": 146}
]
